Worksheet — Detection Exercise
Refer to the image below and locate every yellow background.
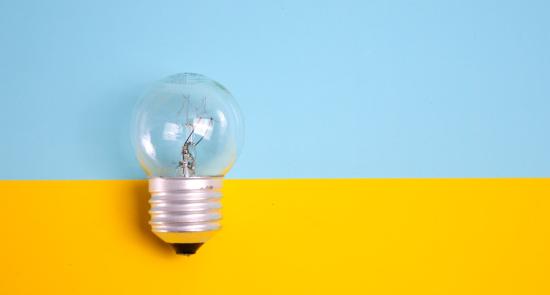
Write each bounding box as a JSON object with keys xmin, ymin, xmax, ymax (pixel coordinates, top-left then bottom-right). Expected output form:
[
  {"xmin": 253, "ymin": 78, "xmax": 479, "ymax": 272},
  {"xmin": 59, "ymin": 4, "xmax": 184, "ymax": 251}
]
[{"xmin": 1, "ymin": 179, "xmax": 549, "ymax": 294}]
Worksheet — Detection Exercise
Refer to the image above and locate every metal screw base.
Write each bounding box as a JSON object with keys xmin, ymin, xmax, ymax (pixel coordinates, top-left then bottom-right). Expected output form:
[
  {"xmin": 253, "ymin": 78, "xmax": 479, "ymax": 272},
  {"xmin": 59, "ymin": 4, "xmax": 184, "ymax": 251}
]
[{"xmin": 148, "ymin": 177, "xmax": 223, "ymax": 254}]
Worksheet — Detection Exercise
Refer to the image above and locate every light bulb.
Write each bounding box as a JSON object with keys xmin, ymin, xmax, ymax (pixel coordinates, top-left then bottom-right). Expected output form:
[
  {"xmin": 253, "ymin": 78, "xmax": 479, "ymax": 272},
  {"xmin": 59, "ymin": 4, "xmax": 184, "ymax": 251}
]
[{"xmin": 132, "ymin": 73, "xmax": 244, "ymax": 255}]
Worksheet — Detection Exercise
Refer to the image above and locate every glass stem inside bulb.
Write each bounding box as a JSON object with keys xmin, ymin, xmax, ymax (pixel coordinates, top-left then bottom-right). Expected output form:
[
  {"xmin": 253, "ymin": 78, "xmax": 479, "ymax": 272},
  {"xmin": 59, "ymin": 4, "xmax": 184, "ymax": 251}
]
[{"xmin": 180, "ymin": 142, "xmax": 196, "ymax": 177}]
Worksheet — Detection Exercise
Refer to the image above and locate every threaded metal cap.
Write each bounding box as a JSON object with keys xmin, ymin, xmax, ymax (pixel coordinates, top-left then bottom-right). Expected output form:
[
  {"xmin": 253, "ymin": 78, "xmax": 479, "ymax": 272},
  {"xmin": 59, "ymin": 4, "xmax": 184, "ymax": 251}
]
[{"xmin": 148, "ymin": 177, "xmax": 223, "ymax": 253}]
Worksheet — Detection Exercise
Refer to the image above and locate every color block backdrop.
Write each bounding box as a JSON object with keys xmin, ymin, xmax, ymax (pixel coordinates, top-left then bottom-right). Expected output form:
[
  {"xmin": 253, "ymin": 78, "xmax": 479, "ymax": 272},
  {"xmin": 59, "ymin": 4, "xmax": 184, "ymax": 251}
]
[
  {"xmin": 1, "ymin": 1, "xmax": 550, "ymax": 294},
  {"xmin": 1, "ymin": 0, "xmax": 549, "ymax": 179}
]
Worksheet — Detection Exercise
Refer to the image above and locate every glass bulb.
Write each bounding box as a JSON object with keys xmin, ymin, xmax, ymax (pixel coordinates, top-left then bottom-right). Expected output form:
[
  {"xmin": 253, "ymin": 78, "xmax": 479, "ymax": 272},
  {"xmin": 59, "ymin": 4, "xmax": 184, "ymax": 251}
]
[
  {"xmin": 132, "ymin": 73, "xmax": 244, "ymax": 255},
  {"xmin": 133, "ymin": 73, "xmax": 244, "ymax": 178}
]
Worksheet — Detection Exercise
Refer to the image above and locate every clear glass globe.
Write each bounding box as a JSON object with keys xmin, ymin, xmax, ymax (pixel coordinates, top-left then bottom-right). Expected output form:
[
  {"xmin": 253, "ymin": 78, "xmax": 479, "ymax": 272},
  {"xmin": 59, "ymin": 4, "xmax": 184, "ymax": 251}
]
[{"xmin": 132, "ymin": 73, "xmax": 244, "ymax": 177}]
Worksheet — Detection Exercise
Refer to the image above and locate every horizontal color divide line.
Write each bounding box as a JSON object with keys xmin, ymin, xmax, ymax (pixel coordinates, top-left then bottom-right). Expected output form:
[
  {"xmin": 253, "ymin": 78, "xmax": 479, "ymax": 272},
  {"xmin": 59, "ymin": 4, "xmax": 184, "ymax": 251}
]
[{"xmin": 1, "ymin": 179, "xmax": 550, "ymax": 294}]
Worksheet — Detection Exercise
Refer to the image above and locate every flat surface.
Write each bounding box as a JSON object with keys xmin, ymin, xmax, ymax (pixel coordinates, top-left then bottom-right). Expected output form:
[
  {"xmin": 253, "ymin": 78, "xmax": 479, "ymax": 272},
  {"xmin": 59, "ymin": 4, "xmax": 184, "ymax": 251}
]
[
  {"xmin": 1, "ymin": 179, "xmax": 549, "ymax": 294},
  {"xmin": 1, "ymin": 0, "xmax": 550, "ymax": 179}
]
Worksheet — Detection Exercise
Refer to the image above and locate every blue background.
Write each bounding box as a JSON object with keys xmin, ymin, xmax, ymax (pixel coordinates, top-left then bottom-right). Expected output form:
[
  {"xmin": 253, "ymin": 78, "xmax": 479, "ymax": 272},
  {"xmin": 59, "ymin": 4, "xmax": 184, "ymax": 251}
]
[{"xmin": 0, "ymin": 0, "xmax": 549, "ymax": 179}]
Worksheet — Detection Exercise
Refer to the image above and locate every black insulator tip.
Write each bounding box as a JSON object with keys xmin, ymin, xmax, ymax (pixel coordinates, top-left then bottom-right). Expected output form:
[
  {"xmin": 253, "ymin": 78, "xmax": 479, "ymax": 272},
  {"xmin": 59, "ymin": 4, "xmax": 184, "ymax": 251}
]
[{"xmin": 171, "ymin": 243, "xmax": 204, "ymax": 255}]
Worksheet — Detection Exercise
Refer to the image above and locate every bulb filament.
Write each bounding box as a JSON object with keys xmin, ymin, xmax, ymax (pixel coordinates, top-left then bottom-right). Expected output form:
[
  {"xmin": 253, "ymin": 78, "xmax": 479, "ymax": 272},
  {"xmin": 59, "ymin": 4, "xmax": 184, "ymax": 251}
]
[{"xmin": 177, "ymin": 95, "xmax": 214, "ymax": 177}]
